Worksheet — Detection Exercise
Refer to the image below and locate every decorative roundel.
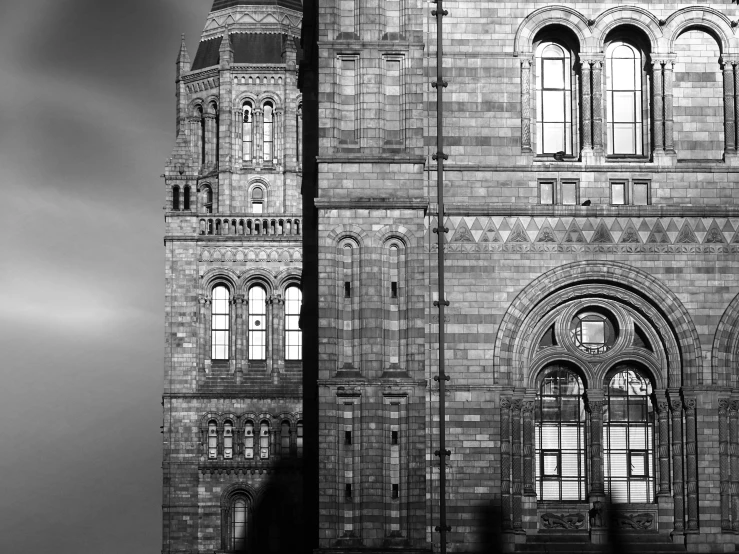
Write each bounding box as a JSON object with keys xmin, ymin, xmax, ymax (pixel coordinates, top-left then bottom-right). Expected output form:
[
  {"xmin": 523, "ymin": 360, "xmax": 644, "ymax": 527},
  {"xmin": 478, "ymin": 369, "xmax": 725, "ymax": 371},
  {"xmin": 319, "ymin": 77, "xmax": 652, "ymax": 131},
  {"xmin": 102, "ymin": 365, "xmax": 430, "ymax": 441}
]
[
  {"xmin": 569, "ymin": 309, "xmax": 618, "ymax": 355},
  {"xmin": 255, "ymin": 320, "xmax": 261, "ymax": 327}
]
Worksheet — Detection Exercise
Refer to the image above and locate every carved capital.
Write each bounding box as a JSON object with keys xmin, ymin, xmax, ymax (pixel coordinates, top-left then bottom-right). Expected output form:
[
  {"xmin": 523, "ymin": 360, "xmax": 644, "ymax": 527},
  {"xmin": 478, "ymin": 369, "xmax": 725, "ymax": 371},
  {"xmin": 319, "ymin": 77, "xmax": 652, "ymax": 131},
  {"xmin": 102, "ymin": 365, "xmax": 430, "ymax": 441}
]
[
  {"xmin": 586, "ymin": 399, "xmax": 605, "ymax": 414},
  {"xmin": 730, "ymin": 400, "xmax": 739, "ymax": 414},
  {"xmin": 670, "ymin": 399, "xmax": 683, "ymax": 412},
  {"xmin": 522, "ymin": 401, "xmax": 534, "ymax": 415},
  {"xmin": 500, "ymin": 397, "xmax": 511, "ymax": 410},
  {"xmin": 683, "ymin": 397, "xmax": 697, "ymax": 412},
  {"xmin": 719, "ymin": 398, "xmax": 730, "ymax": 415},
  {"xmin": 511, "ymin": 399, "xmax": 523, "ymax": 413},
  {"xmin": 520, "ymin": 59, "xmax": 531, "ymax": 70}
]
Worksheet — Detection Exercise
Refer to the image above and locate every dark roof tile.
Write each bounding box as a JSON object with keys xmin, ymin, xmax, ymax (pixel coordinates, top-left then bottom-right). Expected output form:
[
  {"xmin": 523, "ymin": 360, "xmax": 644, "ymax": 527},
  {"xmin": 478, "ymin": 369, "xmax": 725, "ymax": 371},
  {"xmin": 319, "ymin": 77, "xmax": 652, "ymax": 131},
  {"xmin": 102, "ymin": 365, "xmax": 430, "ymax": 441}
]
[{"xmin": 211, "ymin": 0, "xmax": 302, "ymax": 12}]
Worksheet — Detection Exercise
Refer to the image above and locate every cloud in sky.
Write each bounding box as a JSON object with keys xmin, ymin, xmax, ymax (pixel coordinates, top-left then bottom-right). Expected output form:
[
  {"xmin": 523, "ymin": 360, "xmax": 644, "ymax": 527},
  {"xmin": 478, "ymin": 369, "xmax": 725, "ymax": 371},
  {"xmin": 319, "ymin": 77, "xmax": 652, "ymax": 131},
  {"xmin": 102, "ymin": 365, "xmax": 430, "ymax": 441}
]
[{"xmin": 0, "ymin": 1, "xmax": 210, "ymax": 551}]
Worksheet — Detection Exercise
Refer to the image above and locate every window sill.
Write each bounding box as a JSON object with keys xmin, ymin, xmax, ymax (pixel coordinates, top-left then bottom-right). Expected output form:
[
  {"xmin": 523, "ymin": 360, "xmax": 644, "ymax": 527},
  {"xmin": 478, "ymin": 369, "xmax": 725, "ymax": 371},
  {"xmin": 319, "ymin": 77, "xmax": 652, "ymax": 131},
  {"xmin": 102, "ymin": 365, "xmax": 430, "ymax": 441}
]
[
  {"xmin": 605, "ymin": 155, "xmax": 650, "ymax": 163},
  {"xmin": 534, "ymin": 155, "xmax": 579, "ymax": 162}
]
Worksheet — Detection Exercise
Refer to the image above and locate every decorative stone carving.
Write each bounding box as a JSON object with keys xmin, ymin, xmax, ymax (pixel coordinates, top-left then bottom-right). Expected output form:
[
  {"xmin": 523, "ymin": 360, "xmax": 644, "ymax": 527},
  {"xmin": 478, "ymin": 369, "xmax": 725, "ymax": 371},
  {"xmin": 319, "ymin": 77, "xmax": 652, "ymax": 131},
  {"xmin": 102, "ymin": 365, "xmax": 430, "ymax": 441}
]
[
  {"xmin": 541, "ymin": 512, "xmax": 585, "ymax": 530},
  {"xmin": 612, "ymin": 513, "xmax": 654, "ymax": 531}
]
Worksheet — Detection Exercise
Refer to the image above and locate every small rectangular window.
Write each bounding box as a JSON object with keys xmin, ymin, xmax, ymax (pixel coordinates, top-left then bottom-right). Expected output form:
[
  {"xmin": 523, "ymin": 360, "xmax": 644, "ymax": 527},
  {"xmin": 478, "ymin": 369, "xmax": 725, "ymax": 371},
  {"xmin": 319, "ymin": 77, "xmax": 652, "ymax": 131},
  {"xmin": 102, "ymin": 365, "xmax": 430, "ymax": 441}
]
[
  {"xmin": 345, "ymin": 483, "xmax": 352, "ymax": 498},
  {"xmin": 391, "ymin": 430, "xmax": 399, "ymax": 445},
  {"xmin": 542, "ymin": 450, "xmax": 560, "ymax": 477},
  {"xmin": 539, "ymin": 180, "xmax": 554, "ymax": 205},
  {"xmin": 391, "ymin": 282, "xmax": 398, "ymax": 298},
  {"xmin": 345, "ymin": 430, "xmax": 352, "ymax": 445},
  {"xmin": 611, "ymin": 181, "xmax": 627, "ymax": 205},
  {"xmin": 392, "ymin": 484, "xmax": 399, "ymax": 499},
  {"xmin": 633, "ymin": 181, "xmax": 649, "ymax": 205},
  {"xmin": 561, "ymin": 180, "xmax": 578, "ymax": 205},
  {"xmin": 344, "ymin": 282, "xmax": 351, "ymax": 298},
  {"xmin": 629, "ymin": 451, "xmax": 648, "ymax": 477}
]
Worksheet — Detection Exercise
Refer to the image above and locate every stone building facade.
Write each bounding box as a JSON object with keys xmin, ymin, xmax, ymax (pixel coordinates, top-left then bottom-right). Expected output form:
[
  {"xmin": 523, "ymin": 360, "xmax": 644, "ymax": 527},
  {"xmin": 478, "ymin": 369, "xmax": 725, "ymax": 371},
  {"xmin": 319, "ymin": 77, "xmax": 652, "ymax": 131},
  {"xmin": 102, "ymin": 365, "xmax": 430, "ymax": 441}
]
[
  {"xmin": 162, "ymin": 1, "xmax": 304, "ymax": 552},
  {"xmin": 298, "ymin": 1, "xmax": 739, "ymax": 553},
  {"xmin": 165, "ymin": 1, "xmax": 739, "ymax": 553}
]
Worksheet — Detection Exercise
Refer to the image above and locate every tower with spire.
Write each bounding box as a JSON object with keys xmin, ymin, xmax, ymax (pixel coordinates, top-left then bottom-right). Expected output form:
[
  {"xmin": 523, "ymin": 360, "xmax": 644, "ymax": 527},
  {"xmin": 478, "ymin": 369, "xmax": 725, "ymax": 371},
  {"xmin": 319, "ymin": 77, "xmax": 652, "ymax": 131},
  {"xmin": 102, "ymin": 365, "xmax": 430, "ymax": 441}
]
[{"xmin": 162, "ymin": 1, "xmax": 304, "ymax": 552}]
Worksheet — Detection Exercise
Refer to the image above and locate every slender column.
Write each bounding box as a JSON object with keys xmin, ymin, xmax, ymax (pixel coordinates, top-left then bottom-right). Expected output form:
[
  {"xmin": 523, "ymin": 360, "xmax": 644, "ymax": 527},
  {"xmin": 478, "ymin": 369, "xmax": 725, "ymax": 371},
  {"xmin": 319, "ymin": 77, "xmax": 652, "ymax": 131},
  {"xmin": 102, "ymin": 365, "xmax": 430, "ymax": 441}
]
[
  {"xmin": 266, "ymin": 294, "xmax": 274, "ymax": 375},
  {"xmin": 734, "ymin": 63, "xmax": 739, "ymax": 152},
  {"xmin": 275, "ymin": 109, "xmax": 284, "ymax": 164},
  {"xmin": 671, "ymin": 397, "xmax": 685, "ymax": 532},
  {"xmin": 254, "ymin": 108, "xmax": 263, "ymax": 165},
  {"xmin": 723, "ymin": 61, "xmax": 736, "ymax": 153},
  {"xmin": 520, "ymin": 59, "xmax": 532, "ymax": 152},
  {"xmin": 684, "ymin": 396, "xmax": 698, "ymax": 531},
  {"xmin": 719, "ymin": 399, "xmax": 731, "ymax": 531},
  {"xmin": 655, "ymin": 397, "xmax": 671, "ymax": 495},
  {"xmin": 663, "ymin": 60, "xmax": 675, "ymax": 152},
  {"xmin": 204, "ymin": 113, "xmax": 217, "ymax": 168},
  {"xmin": 234, "ymin": 295, "xmax": 245, "ymax": 375},
  {"xmin": 190, "ymin": 116, "xmax": 202, "ymax": 161},
  {"xmin": 511, "ymin": 399, "xmax": 523, "ymax": 531},
  {"xmin": 500, "ymin": 398, "xmax": 512, "ymax": 530},
  {"xmin": 522, "ymin": 399, "xmax": 535, "ymax": 496},
  {"xmin": 591, "ymin": 60, "xmax": 603, "ymax": 150},
  {"xmin": 730, "ymin": 400, "xmax": 739, "ymax": 532},
  {"xmin": 652, "ymin": 61, "xmax": 664, "ymax": 152},
  {"xmin": 586, "ymin": 392, "xmax": 605, "ymax": 496},
  {"xmin": 581, "ymin": 60, "xmax": 592, "ymax": 150},
  {"xmin": 271, "ymin": 294, "xmax": 285, "ymax": 374}
]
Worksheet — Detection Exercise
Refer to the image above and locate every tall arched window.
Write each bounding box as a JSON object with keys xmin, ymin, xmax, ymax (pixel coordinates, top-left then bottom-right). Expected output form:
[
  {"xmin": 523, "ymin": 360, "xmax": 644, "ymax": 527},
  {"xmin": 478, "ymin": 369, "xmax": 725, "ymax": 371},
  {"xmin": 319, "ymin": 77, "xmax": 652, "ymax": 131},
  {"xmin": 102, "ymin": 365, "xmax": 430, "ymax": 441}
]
[
  {"xmin": 242, "ymin": 102, "xmax": 253, "ymax": 162},
  {"xmin": 535, "ymin": 365, "xmax": 586, "ymax": 501},
  {"xmin": 202, "ymin": 185, "xmax": 213, "ymax": 214},
  {"xmin": 297, "ymin": 420, "xmax": 303, "ymax": 458},
  {"xmin": 251, "ymin": 187, "xmax": 264, "ymax": 214},
  {"xmin": 263, "ymin": 102, "xmax": 274, "ymax": 162},
  {"xmin": 224, "ymin": 420, "xmax": 234, "ymax": 459},
  {"xmin": 172, "ymin": 185, "xmax": 180, "ymax": 211},
  {"xmin": 607, "ymin": 42, "xmax": 644, "ymax": 156},
  {"xmin": 605, "ymin": 367, "xmax": 654, "ymax": 503},
  {"xmin": 208, "ymin": 419, "xmax": 218, "ymax": 459},
  {"xmin": 183, "ymin": 185, "xmax": 191, "ymax": 211},
  {"xmin": 230, "ymin": 496, "xmax": 248, "ymax": 551},
  {"xmin": 244, "ymin": 420, "xmax": 255, "ymax": 459},
  {"xmin": 259, "ymin": 420, "xmax": 270, "ymax": 459},
  {"xmin": 536, "ymin": 43, "xmax": 573, "ymax": 155},
  {"xmin": 197, "ymin": 105, "xmax": 206, "ymax": 165},
  {"xmin": 248, "ymin": 286, "xmax": 267, "ymax": 360},
  {"xmin": 211, "ymin": 286, "xmax": 230, "ymax": 360},
  {"xmin": 285, "ymin": 286, "xmax": 302, "ymax": 361},
  {"xmin": 281, "ymin": 420, "xmax": 291, "ymax": 455}
]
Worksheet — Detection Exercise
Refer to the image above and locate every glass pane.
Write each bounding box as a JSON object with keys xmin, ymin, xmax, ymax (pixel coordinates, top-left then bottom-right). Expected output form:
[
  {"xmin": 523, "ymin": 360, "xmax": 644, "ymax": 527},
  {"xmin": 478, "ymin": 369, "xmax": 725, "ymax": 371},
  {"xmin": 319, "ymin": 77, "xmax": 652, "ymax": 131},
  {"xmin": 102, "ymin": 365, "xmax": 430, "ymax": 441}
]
[
  {"xmin": 562, "ymin": 182, "xmax": 577, "ymax": 205},
  {"xmin": 610, "ymin": 481, "xmax": 628, "ymax": 503},
  {"xmin": 542, "ymin": 481, "xmax": 559, "ymax": 500},
  {"xmin": 613, "ymin": 92, "xmax": 635, "ymax": 122},
  {"xmin": 541, "ymin": 425, "xmax": 560, "ymax": 449},
  {"xmin": 560, "ymin": 398, "xmax": 580, "ymax": 422},
  {"xmin": 561, "ymin": 453, "xmax": 579, "ymax": 476},
  {"xmin": 543, "ymin": 59, "xmax": 565, "ymax": 89},
  {"xmin": 630, "ymin": 452, "xmax": 646, "ymax": 476},
  {"xmin": 612, "ymin": 58, "xmax": 635, "ymax": 90},
  {"xmin": 541, "ymin": 398, "xmax": 558, "ymax": 421},
  {"xmin": 560, "ymin": 425, "xmax": 580, "ymax": 446},
  {"xmin": 543, "ymin": 123, "xmax": 565, "ymax": 153},
  {"xmin": 540, "ymin": 182, "xmax": 553, "ymax": 204},
  {"xmin": 629, "ymin": 481, "xmax": 648, "ymax": 503},
  {"xmin": 629, "ymin": 426, "xmax": 647, "ymax": 449},
  {"xmin": 633, "ymin": 183, "xmax": 648, "ymax": 205},
  {"xmin": 542, "ymin": 44, "xmax": 565, "ymax": 59},
  {"xmin": 581, "ymin": 321, "xmax": 605, "ymax": 345},
  {"xmin": 542, "ymin": 91, "xmax": 565, "ymax": 121},
  {"xmin": 561, "ymin": 481, "xmax": 581, "ymax": 500},
  {"xmin": 613, "ymin": 124, "xmax": 635, "ymax": 154},
  {"xmin": 611, "ymin": 182, "xmax": 626, "ymax": 204},
  {"xmin": 610, "ymin": 453, "xmax": 628, "ymax": 477},
  {"xmin": 610, "ymin": 397, "xmax": 627, "ymax": 421},
  {"xmin": 543, "ymin": 453, "xmax": 559, "ymax": 476}
]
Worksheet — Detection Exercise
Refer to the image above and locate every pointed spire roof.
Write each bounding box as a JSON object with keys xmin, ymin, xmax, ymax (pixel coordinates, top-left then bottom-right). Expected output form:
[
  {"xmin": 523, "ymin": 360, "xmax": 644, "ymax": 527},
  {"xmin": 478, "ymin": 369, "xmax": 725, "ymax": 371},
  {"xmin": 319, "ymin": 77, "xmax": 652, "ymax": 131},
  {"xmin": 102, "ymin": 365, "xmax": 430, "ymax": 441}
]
[
  {"xmin": 211, "ymin": 0, "xmax": 302, "ymax": 12},
  {"xmin": 176, "ymin": 34, "xmax": 191, "ymax": 65}
]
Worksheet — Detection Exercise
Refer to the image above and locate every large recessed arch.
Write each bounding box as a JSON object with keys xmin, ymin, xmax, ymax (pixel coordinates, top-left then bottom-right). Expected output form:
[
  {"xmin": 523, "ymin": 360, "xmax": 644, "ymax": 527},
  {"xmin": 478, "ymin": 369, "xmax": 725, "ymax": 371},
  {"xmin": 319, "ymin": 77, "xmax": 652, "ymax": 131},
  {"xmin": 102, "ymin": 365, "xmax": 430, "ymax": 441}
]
[
  {"xmin": 494, "ymin": 261, "xmax": 702, "ymax": 387},
  {"xmin": 514, "ymin": 5, "xmax": 592, "ymax": 56},
  {"xmin": 712, "ymin": 291, "xmax": 739, "ymax": 388}
]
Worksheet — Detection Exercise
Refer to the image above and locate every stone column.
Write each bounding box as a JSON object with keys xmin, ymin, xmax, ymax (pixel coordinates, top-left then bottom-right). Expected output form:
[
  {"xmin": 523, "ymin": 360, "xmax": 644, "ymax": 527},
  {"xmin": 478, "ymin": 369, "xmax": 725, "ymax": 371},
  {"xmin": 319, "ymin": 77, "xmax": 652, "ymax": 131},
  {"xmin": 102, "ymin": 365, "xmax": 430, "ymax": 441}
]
[
  {"xmin": 275, "ymin": 108, "xmax": 284, "ymax": 165},
  {"xmin": 684, "ymin": 396, "xmax": 698, "ymax": 532},
  {"xmin": 511, "ymin": 399, "xmax": 523, "ymax": 532},
  {"xmin": 730, "ymin": 400, "xmax": 739, "ymax": 532},
  {"xmin": 671, "ymin": 397, "xmax": 685, "ymax": 533},
  {"xmin": 204, "ymin": 112, "xmax": 218, "ymax": 169},
  {"xmin": 581, "ymin": 60, "xmax": 592, "ymax": 151},
  {"xmin": 651, "ymin": 61, "xmax": 664, "ymax": 152},
  {"xmin": 663, "ymin": 60, "xmax": 675, "ymax": 152},
  {"xmin": 655, "ymin": 396, "xmax": 671, "ymax": 495},
  {"xmin": 234, "ymin": 295, "xmax": 245, "ymax": 379},
  {"xmin": 500, "ymin": 398, "xmax": 512, "ymax": 531},
  {"xmin": 719, "ymin": 399, "xmax": 731, "ymax": 531},
  {"xmin": 520, "ymin": 59, "xmax": 532, "ymax": 152},
  {"xmin": 254, "ymin": 108, "xmax": 263, "ymax": 166},
  {"xmin": 723, "ymin": 61, "xmax": 736, "ymax": 153},
  {"xmin": 271, "ymin": 294, "xmax": 285, "ymax": 375},
  {"xmin": 591, "ymin": 60, "xmax": 603, "ymax": 151},
  {"xmin": 522, "ymin": 399, "xmax": 535, "ymax": 496},
  {"xmin": 265, "ymin": 293, "xmax": 273, "ymax": 376},
  {"xmin": 586, "ymin": 392, "xmax": 605, "ymax": 497},
  {"xmin": 190, "ymin": 116, "xmax": 202, "ymax": 162}
]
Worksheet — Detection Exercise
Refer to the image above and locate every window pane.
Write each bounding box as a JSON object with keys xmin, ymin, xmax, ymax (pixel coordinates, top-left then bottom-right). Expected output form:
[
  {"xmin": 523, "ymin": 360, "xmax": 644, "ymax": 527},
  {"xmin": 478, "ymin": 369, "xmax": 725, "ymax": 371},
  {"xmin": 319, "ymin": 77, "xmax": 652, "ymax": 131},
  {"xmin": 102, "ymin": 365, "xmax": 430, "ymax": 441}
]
[
  {"xmin": 540, "ymin": 182, "xmax": 553, "ymax": 204},
  {"xmin": 542, "ymin": 91, "xmax": 565, "ymax": 122},
  {"xmin": 581, "ymin": 321, "xmax": 604, "ymax": 345},
  {"xmin": 542, "ymin": 59, "xmax": 565, "ymax": 89},
  {"xmin": 561, "ymin": 182, "xmax": 577, "ymax": 205},
  {"xmin": 542, "ymin": 123, "xmax": 565, "ymax": 153},
  {"xmin": 613, "ymin": 92, "xmax": 635, "ymax": 122},
  {"xmin": 543, "ymin": 453, "xmax": 559, "ymax": 476},
  {"xmin": 613, "ymin": 124, "xmax": 635, "ymax": 154},
  {"xmin": 630, "ymin": 452, "xmax": 646, "ymax": 476},
  {"xmin": 561, "ymin": 453, "xmax": 579, "ymax": 477},
  {"xmin": 612, "ymin": 58, "xmax": 635, "ymax": 90},
  {"xmin": 633, "ymin": 182, "xmax": 648, "ymax": 205},
  {"xmin": 611, "ymin": 183, "xmax": 626, "ymax": 204}
]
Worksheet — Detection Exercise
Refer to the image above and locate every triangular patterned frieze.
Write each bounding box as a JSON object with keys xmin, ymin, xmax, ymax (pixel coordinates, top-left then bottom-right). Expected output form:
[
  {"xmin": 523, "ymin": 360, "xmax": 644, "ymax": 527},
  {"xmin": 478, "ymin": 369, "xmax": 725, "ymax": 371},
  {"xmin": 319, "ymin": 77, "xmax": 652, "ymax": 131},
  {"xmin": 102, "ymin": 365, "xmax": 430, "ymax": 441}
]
[
  {"xmin": 507, "ymin": 219, "xmax": 530, "ymax": 243},
  {"xmin": 646, "ymin": 220, "xmax": 670, "ymax": 244},
  {"xmin": 451, "ymin": 219, "xmax": 475, "ymax": 242},
  {"xmin": 591, "ymin": 221, "xmax": 614, "ymax": 243},
  {"xmin": 563, "ymin": 220, "xmax": 586, "ymax": 243},
  {"xmin": 535, "ymin": 222, "xmax": 558, "ymax": 243},
  {"xmin": 704, "ymin": 221, "xmax": 726, "ymax": 243},
  {"xmin": 619, "ymin": 220, "xmax": 641, "ymax": 244},
  {"xmin": 675, "ymin": 221, "xmax": 699, "ymax": 244}
]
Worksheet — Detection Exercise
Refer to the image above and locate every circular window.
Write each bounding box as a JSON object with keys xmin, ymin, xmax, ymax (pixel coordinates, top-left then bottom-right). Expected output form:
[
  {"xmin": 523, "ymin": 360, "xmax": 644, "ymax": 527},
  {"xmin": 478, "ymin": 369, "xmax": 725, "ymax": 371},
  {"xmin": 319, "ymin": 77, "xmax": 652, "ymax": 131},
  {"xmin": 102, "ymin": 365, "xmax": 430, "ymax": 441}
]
[{"xmin": 570, "ymin": 310, "xmax": 618, "ymax": 355}]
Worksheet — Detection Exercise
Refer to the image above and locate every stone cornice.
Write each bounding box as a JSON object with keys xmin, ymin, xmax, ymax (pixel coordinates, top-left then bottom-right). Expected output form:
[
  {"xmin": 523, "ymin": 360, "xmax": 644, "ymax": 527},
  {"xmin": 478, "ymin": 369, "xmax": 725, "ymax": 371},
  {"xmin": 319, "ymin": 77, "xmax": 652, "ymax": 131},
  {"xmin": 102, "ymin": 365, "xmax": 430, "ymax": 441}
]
[
  {"xmin": 437, "ymin": 204, "xmax": 739, "ymax": 217},
  {"xmin": 434, "ymin": 163, "xmax": 739, "ymax": 173},
  {"xmin": 313, "ymin": 198, "xmax": 428, "ymax": 210}
]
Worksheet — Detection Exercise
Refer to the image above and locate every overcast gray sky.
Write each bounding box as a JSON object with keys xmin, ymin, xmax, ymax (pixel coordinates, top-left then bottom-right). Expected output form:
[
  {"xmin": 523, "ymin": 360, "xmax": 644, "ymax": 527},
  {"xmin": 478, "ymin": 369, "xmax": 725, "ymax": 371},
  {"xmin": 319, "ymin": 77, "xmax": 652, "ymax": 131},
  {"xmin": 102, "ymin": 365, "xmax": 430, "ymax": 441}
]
[{"xmin": 0, "ymin": 1, "xmax": 210, "ymax": 551}]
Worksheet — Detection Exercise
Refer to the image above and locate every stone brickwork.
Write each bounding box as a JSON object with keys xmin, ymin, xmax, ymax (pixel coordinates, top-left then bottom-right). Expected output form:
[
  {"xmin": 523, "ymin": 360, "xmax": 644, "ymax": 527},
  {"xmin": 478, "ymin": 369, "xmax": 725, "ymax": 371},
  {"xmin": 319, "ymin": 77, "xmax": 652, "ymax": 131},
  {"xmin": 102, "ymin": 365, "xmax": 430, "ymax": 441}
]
[{"xmin": 303, "ymin": 1, "xmax": 739, "ymax": 554}]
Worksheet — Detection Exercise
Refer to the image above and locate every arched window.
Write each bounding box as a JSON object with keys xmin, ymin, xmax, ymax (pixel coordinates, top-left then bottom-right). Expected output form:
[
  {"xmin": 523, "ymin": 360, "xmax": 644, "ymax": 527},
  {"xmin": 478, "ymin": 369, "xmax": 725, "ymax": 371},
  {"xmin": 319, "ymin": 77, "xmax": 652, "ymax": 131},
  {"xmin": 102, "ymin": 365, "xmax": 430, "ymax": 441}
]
[
  {"xmin": 208, "ymin": 419, "xmax": 218, "ymax": 459},
  {"xmin": 244, "ymin": 421, "xmax": 255, "ymax": 459},
  {"xmin": 242, "ymin": 102, "xmax": 253, "ymax": 162},
  {"xmin": 251, "ymin": 186, "xmax": 264, "ymax": 214},
  {"xmin": 281, "ymin": 420, "xmax": 291, "ymax": 455},
  {"xmin": 211, "ymin": 286, "xmax": 230, "ymax": 360},
  {"xmin": 229, "ymin": 496, "xmax": 248, "ymax": 551},
  {"xmin": 172, "ymin": 185, "xmax": 180, "ymax": 211},
  {"xmin": 536, "ymin": 43, "xmax": 573, "ymax": 155},
  {"xmin": 606, "ymin": 42, "xmax": 644, "ymax": 156},
  {"xmin": 535, "ymin": 365, "xmax": 586, "ymax": 501},
  {"xmin": 183, "ymin": 186, "xmax": 191, "ymax": 211},
  {"xmin": 224, "ymin": 420, "xmax": 234, "ymax": 459},
  {"xmin": 197, "ymin": 105, "xmax": 206, "ymax": 165},
  {"xmin": 285, "ymin": 286, "xmax": 302, "ymax": 361},
  {"xmin": 605, "ymin": 367, "xmax": 654, "ymax": 503},
  {"xmin": 263, "ymin": 102, "xmax": 274, "ymax": 162},
  {"xmin": 202, "ymin": 185, "xmax": 213, "ymax": 214},
  {"xmin": 297, "ymin": 420, "xmax": 303, "ymax": 458},
  {"xmin": 248, "ymin": 286, "xmax": 267, "ymax": 360},
  {"xmin": 259, "ymin": 420, "xmax": 270, "ymax": 459}
]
